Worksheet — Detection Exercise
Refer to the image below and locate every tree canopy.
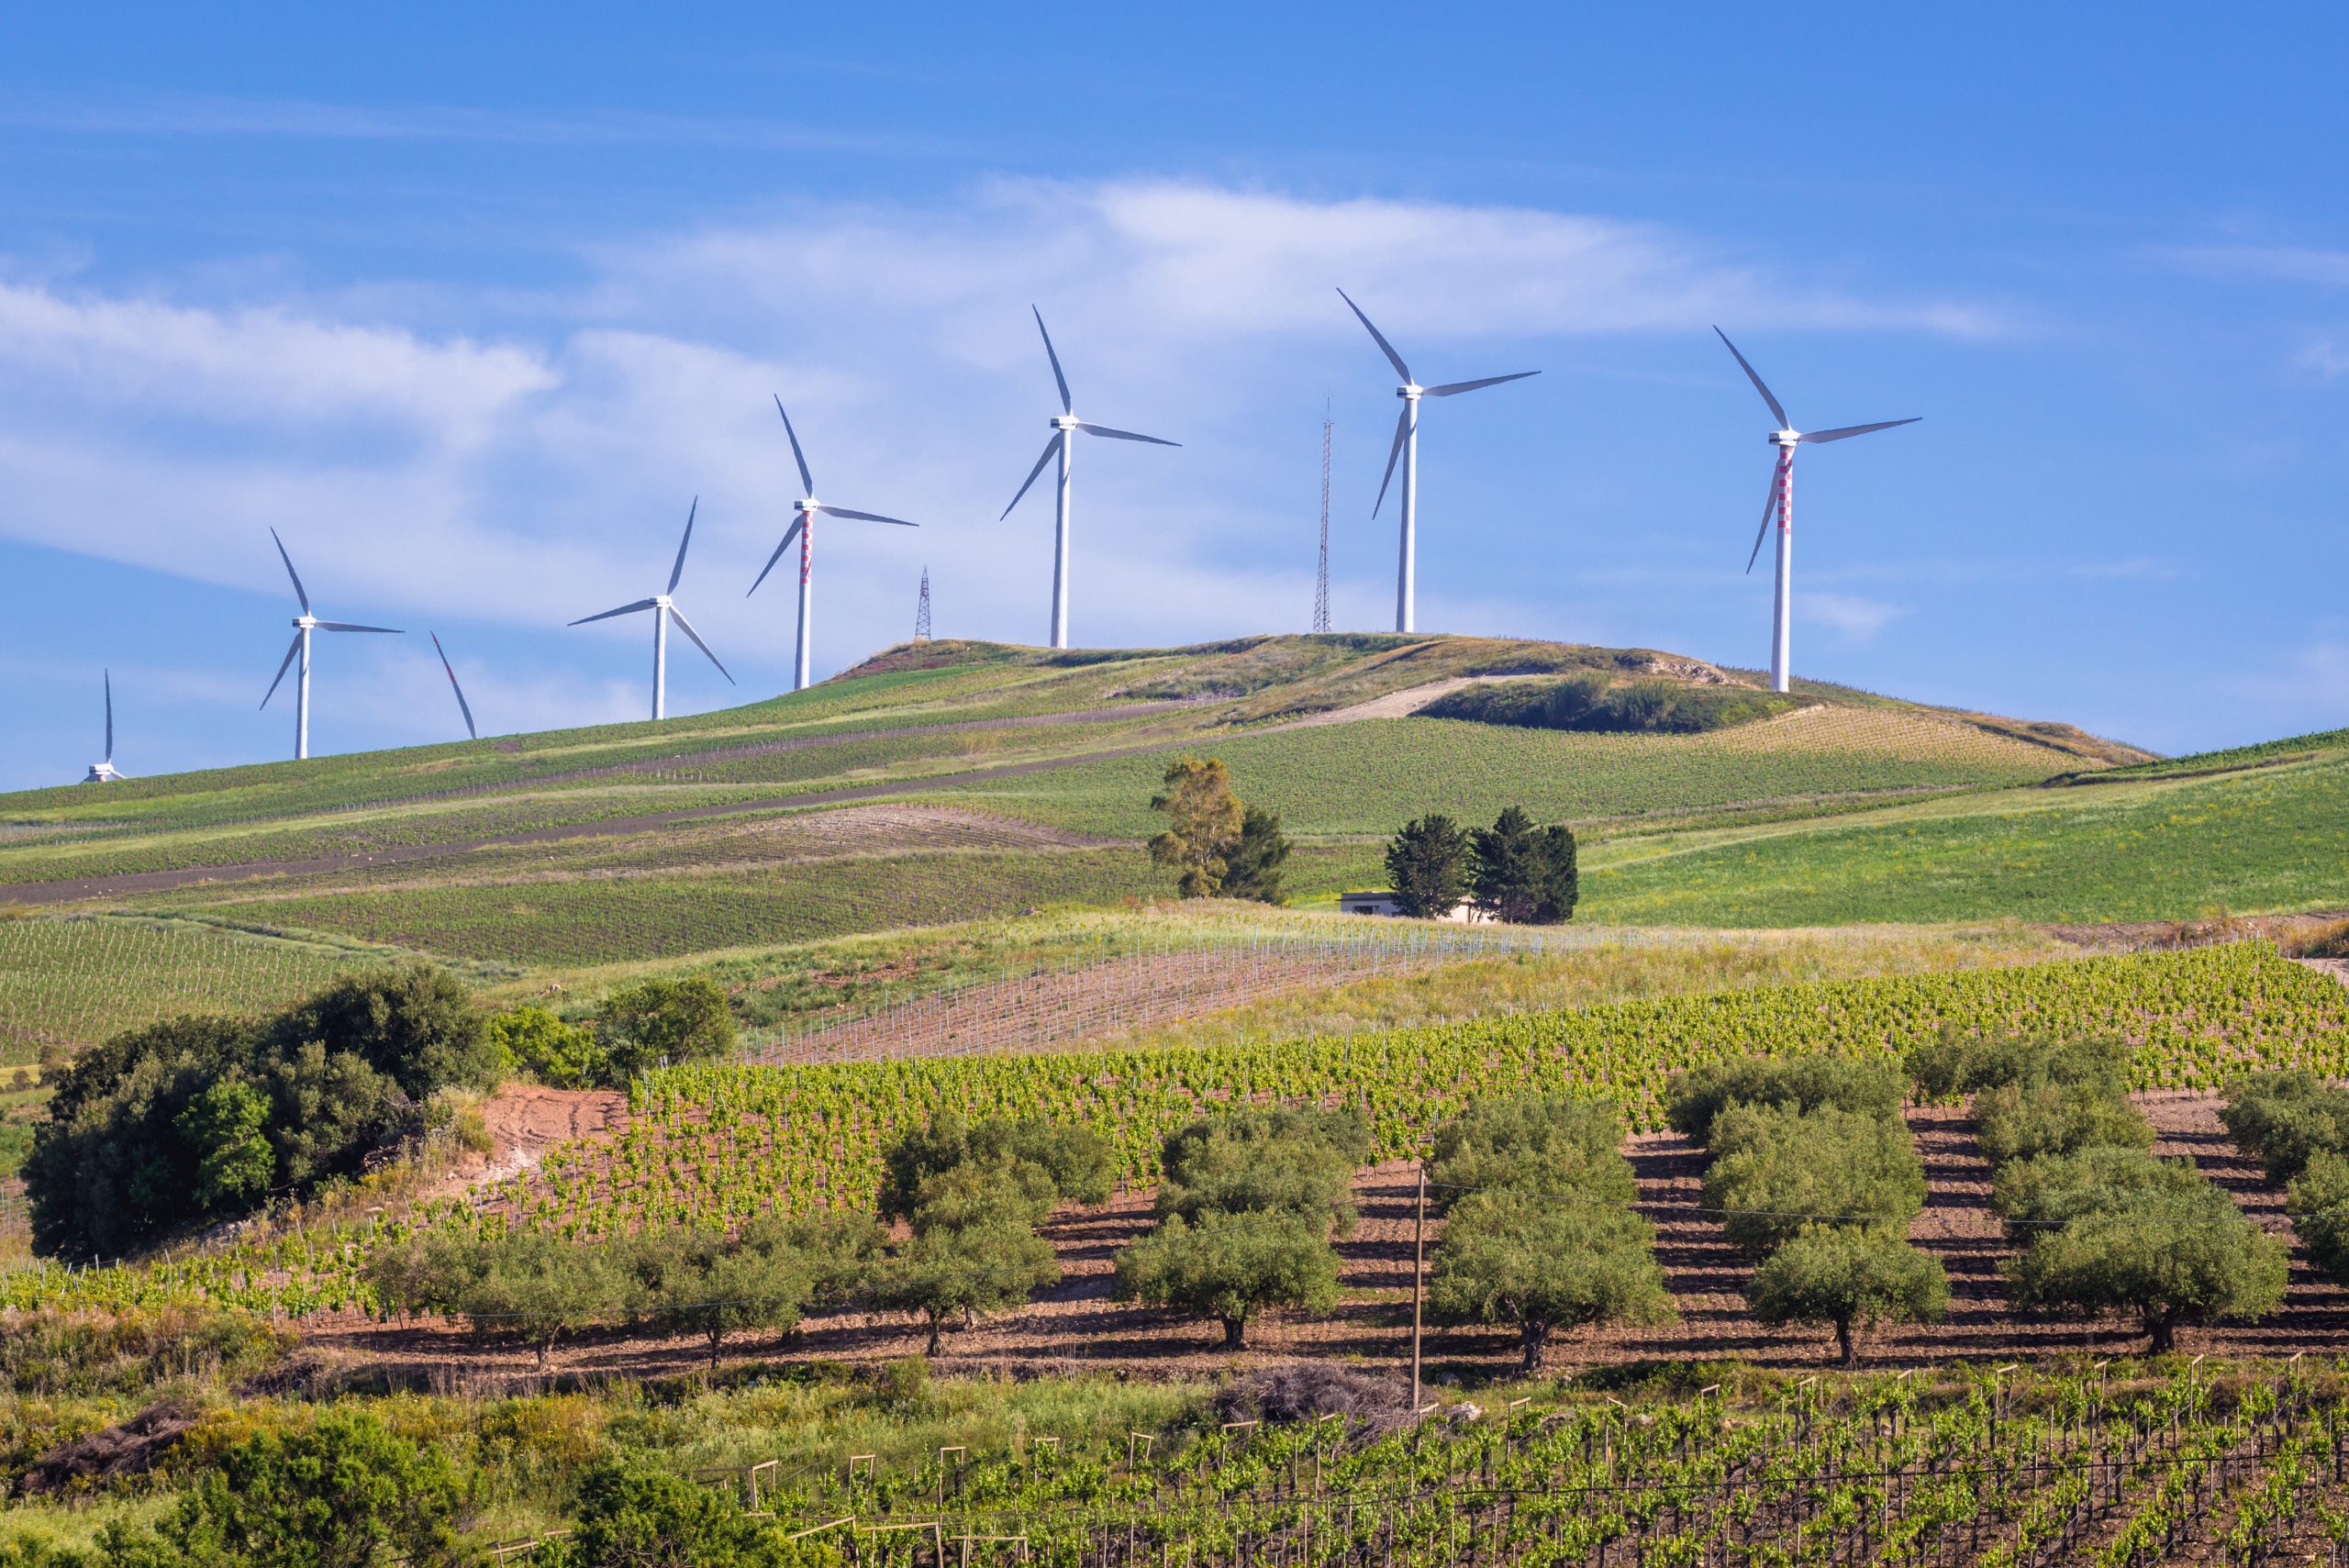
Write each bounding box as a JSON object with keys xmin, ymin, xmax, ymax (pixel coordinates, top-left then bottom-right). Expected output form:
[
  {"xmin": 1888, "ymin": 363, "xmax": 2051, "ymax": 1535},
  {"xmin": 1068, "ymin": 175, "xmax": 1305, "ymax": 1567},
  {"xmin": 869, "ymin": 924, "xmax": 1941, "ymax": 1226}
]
[
  {"xmin": 1430, "ymin": 1192, "xmax": 1672, "ymax": 1370},
  {"xmin": 1384, "ymin": 814, "xmax": 1470, "ymax": 918},
  {"xmin": 1147, "ymin": 756, "xmax": 1246, "ymax": 897},
  {"xmin": 1747, "ymin": 1225, "xmax": 1948, "ymax": 1366}
]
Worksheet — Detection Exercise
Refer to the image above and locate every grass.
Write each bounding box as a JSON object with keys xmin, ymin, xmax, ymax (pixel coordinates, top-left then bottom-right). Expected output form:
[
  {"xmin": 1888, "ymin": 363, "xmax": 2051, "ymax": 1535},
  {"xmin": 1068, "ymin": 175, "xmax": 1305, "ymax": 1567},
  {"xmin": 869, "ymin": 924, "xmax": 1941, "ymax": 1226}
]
[
  {"xmin": 940, "ymin": 707, "xmax": 2073, "ymax": 838},
  {"xmin": 1582, "ymin": 750, "xmax": 2349, "ymax": 926}
]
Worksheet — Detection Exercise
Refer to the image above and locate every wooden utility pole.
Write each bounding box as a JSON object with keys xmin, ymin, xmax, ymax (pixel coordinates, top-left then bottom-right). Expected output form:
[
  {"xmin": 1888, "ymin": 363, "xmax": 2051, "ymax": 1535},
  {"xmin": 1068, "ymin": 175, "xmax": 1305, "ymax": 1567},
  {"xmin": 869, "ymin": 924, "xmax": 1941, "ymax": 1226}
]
[{"xmin": 1409, "ymin": 1149, "xmax": 1428, "ymax": 1416}]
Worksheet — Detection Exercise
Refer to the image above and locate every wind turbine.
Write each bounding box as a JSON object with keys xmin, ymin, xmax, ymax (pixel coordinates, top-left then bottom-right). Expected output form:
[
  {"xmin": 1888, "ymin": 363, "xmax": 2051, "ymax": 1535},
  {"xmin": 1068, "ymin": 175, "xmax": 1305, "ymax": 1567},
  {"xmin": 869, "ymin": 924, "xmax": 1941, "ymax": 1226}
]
[
  {"xmin": 83, "ymin": 670, "xmax": 124, "ymax": 782},
  {"xmin": 260, "ymin": 528, "xmax": 403, "ymax": 760},
  {"xmin": 1713, "ymin": 328, "xmax": 1920, "ymax": 694},
  {"xmin": 749, "ymin": 397, "xmax": 919, "ymax": 692},
  {"xmin": 999, "ymin": 307, "xmax": 1179, "ymax": 650},
  {"xmin": 1336, "ymin": 288, "xmax": 1538, "ymax": 635},
  {"xmin": 569, "ymin": 499, "xmax": 734, "ymax": 721},
  {"xmin": 429, "ymin": 633, "xmax": 479, "ymax": 741}
]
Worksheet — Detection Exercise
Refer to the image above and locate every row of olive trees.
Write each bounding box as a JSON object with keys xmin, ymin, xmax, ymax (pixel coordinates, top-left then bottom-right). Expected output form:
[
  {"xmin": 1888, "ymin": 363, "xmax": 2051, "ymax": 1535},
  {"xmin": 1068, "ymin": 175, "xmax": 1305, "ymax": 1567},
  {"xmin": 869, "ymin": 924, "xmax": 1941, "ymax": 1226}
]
[
  {"xmin": 1666, "ymin": 1055, "xmax": 1946, "ymax": 1364},
  {"xmin": 1918, "ymin": 1031, "xmax": 2286, "ymax": 1353}
]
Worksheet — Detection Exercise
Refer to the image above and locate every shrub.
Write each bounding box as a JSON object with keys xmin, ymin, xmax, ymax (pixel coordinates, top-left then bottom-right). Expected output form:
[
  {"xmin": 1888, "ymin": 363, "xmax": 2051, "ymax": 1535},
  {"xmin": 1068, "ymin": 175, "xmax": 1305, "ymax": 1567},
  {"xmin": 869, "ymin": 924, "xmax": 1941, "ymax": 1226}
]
[
  {"xmin": 1115, "ymin": 1209, "xmax": 1340, "ymax": 1350},
  {"xmin": 553, "ymin": 1458, "xmax": 839, "ymax": 1568},
  {"xmin": 1747, "ymin": 1225, "xmax": 1948, "ymax": 1366},
  {"xmin": 267, "ymin": 962, "xmax": 501, "ymax": 1097},
  {"xmin": 1419, "ymin": 674, "xmax": 1793, "ymax": 734},
  {"xmin": 595, "ymin": 977, "xmax": 736, "ymax": 1078},
  {"xmin": 1430, "ymin": 1191, "xmax": 1673, "ymax": 1370},
  {"xmin": 489, "ymin": 1006, "xmax": 609, "ymax": 1089},
  {"xmin": 1429, "ymin": 1095, "xmax": 1632, "ymax": 1210},
  {"xmin": 1664, "ymin": 1055, "xmax": 1905, "ymax": 1144},
  {"xmin": 1701, "ymin": 1104, "xmax": 1926, "ymax": 1256}
]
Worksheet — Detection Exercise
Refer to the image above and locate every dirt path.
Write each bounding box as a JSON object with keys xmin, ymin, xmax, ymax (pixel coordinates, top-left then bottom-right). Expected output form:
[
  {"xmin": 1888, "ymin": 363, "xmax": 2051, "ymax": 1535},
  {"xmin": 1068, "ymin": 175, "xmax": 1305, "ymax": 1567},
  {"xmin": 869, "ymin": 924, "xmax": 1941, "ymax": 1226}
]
[
  {"xmin": 409, "ymin": 1084, "xmax": 627, "ymax": 1202},
  {"xmin": 306, "ymin": 1089, "xmax": 2349, "ymax": 1386}
]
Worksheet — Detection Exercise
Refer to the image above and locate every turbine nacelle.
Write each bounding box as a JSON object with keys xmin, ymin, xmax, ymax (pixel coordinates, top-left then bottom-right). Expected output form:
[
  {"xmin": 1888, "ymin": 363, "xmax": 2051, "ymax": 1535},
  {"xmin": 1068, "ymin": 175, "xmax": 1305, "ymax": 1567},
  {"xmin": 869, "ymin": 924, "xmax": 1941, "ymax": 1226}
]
[
  {"xmin": 1770, "ymin": 429, "xmax": 1802, "ymax": 448},
  {"xmin": 1050, "ymin": 415, "xmax": 1081, "ymax": 432}
]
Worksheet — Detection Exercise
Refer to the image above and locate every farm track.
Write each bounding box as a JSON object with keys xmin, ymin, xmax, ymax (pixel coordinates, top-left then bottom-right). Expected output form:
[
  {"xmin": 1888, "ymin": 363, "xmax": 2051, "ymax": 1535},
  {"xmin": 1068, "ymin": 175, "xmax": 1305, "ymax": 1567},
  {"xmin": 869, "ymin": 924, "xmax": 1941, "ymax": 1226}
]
[{"xmin": 310, "ymin": 1089, "xmax": 2349, "ymax": 1385}]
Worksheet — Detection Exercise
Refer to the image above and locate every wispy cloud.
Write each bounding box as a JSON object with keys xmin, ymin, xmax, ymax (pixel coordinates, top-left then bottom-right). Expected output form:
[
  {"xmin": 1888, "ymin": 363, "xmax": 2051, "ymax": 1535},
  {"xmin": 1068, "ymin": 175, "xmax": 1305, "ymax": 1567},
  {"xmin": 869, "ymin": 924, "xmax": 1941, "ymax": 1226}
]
[
  {"xmin": 2163, "ymin": 244, "xmax": 2349, "ymax": 289},
  {"xmin": 1803, "ymin": 591, "xmax": 1907, "ymax": 640}
]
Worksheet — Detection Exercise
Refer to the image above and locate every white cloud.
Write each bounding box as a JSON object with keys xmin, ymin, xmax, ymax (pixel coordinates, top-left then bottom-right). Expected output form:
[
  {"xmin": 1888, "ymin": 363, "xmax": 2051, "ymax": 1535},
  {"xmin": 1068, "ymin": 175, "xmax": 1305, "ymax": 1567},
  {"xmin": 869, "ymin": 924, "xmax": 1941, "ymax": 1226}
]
[
  {"xmin": 2165, "ymin": 245, "xmax": 2349, "ymax": 289},
  {"xmin": 1802, "ymin": 591, "xmax": 1907, "ymax": 640}
]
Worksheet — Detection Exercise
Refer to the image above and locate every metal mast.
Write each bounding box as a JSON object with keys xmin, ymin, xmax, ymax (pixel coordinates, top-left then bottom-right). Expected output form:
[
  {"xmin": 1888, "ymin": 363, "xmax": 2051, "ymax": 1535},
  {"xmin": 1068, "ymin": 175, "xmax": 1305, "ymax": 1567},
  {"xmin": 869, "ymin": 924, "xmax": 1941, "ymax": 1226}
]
[
  {"xmin": 1313, "ymin": 401, "xmax": 1332, "ymax": 634},
  {"xmin": 914, "ymin": 567, "xmax": 932, "ymax": 641}
]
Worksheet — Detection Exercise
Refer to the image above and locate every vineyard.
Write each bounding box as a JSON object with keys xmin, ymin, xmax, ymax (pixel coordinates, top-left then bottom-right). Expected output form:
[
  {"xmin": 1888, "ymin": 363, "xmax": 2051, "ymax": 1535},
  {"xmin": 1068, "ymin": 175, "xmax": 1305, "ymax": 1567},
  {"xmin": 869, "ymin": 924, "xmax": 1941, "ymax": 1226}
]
[
  {"xmin": 662, "ymin": 1362, "xmax": 2349, "ymax": 1568},
  {"xmin": 0, "ymin": 914, "xmax": 410, "ymax": 1061},
  {"xmin": 6, "ymin": 940, "xmax": 2339, "ymax": 1325}
]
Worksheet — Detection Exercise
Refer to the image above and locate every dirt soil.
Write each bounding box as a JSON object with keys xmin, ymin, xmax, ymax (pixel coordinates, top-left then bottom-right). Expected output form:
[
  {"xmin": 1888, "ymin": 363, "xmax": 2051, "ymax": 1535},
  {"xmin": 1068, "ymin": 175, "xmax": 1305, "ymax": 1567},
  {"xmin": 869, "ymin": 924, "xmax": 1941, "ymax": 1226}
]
[
  {"xmin": 303, "ymin": 1089, "xmax": 2349, "ymax": 1389},
  {"xmin": 407, "ymin": 1084, "xmax": 626, "ymax": 1203}
]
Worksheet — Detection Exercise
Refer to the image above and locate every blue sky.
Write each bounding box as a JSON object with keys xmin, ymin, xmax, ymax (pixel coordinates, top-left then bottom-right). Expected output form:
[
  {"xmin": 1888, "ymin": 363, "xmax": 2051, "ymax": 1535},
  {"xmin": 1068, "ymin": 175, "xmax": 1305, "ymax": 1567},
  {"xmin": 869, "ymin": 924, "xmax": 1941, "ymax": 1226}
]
[{"xmin": 2, "ymin": 4, "xmax": 2345, "ymax": 790}]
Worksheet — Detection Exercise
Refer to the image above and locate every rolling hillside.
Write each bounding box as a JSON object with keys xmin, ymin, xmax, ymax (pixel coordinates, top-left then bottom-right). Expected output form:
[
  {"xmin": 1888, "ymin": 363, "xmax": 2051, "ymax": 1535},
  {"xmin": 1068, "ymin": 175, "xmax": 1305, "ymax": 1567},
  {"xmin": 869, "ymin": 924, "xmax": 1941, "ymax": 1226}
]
[{"xmin": 6, "ymin": 631, "xmax": 2331, "ymax": 1062}]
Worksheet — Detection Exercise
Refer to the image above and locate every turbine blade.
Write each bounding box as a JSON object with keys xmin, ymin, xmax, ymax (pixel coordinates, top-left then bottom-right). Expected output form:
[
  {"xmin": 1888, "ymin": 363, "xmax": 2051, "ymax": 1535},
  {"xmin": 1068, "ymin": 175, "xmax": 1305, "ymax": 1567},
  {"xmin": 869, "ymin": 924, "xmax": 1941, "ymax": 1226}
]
[
  {"xmin": 1372, "ymin": 405, "xmax": 1409, "ymax": 518},
  {"xmin": 665, "ymin": 604, "xmax": 735, "ymax": 684},
  {"xmin": 260, "ymin": 632, "xmax": 302, "ymax": 709},
  {"xmin": 314, "ymin": 621, "xmax": 403, "ymax": 634},
  {"xmin": 668, "ymin": 496, "xmax": 698, "ymax": 594},
  {"xmin": 1336, "ymin": 288, "xmax": 1411, "ymax": 384},
  {"xmin": 268, "ymin": 527, "xmax": 311, "ymax": 614},
  {"xmin": 1799, "ymin": 417, "xmax": 1922, "ymax": 444},
  {"xmin": 1745, "ymin": 459, "xmax": 1786, "ymax": 574},
  {"xmin": 1713, "ymin": 327, "xmax": 1790, "ymax": 429},
  {"xmin": 773, "ymin": 395, "xmax": 815, "ymax": 496},
  {"xmin": 817, "ymin": 504, "xmax": 920, "ymax": 527},
  {"xmin": 1000, "ymin": 436, "xmax": 1060, "ymax": 520},
  {"xmin": 430, "ymin": 631, "xmax": 478, "ymax": 741},
  {"xmin": 103, "ymin": 669, "xmax": 113, "ymax": 762},
  {"xmin": 1421, "ymin": 371, "xmax": 1540, "ymax": 398},
  {"xmin": 1033, "ymin": 306, "xmax": 1073, "ymax": 415},
  {"xmin": 569, "ymin": 597, "xmax": 660, "ymax": 627},
  {"xmin": 747, "ymin": 517, "xmax": 806, "ymax": 596},
  {"xmin": 1075, "ymin": 421, "xmax": 1180, "ymax": 447}
]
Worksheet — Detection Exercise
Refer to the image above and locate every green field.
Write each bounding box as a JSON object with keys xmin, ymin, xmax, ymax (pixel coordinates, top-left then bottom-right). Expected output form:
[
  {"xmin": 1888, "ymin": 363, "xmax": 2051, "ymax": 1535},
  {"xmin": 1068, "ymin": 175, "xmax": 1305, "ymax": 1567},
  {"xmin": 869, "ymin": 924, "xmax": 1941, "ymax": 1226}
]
[{"xmin": 1584, "ymin": 749, "xmax": 2349, "ymax": 926}]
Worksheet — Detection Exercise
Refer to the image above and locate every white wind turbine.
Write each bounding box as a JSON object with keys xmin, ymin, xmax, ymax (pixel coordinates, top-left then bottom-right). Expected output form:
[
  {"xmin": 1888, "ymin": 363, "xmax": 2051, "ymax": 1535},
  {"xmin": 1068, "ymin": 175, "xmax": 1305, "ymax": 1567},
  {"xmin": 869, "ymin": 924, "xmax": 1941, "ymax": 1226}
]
[
  {"xmin": 83, "ymin": 670, "xmax": 124, "ymax": 782},
  {"xmin": 999, "ymin": 307, "xmax": 1179, "ymax": 650},
  {"xmin": 429, "ymin": 633, "xmax": 479, "ymax": 741},
  {"xmin": 1337, "ymin": 288, "xmax": 1539, "ymax": 635},
  {"xmin": 1714, "ymin": 328, "xmax": 1920, "ymax": 694},
  {"xmin": 749, "ymin": 397, "xmax": 920, "ymax": 692},
  {"xmin": 260, "ymin": 528, "xmax": 404, "ymax": 761},
  {"xmin": 569, "ymin": 499, "xmax": 734, "ymax": 722}
]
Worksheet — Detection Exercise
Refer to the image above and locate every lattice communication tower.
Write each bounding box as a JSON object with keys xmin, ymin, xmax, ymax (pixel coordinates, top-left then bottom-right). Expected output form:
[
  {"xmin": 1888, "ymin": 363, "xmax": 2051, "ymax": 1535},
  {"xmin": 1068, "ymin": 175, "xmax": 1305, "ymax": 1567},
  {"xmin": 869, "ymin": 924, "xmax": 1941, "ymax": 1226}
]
[
  {"xmin": 1313, "ymin": 401, "xmax": 1332, "ymax": 634},
  {"xmin": 914, "ymin": 567, "xmax": 931, "ymax": 641}
]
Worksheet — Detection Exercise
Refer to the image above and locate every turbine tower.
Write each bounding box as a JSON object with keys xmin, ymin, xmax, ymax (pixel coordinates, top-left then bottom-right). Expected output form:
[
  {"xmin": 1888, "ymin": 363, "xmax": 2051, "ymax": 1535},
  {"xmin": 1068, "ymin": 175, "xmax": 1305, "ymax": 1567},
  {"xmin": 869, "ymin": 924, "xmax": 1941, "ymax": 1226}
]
[
  {"xmin": 1000, "ymin": 307, "xmax": 1179, "ymax": 650},
  {"xmin": 83, "ymin": 670, "xmax": 124, "ymax": 782},
  {"xmin": 1313, "ymin": 400, "xmax": 1332, "ymax": 635},
  {"xmin": 571, "ymin": 499, "xmax": 734, "ymax": 721},
  {"xmin": 429, "ymin": 632, "xmax": 479, "ymax": 740},
  {"xmin": 260, "ymin": 528, "xmax": 403, "ymax": 760},
  {"xmin": 749, "ymin": 398, "xmax": 919, "ymax": 693},
  {"xmin": 1713, "ymin": 328, "xmax": 1920, "ymax": 694},
  {"xmin": 1336, "ymin": 288, "xmax": 1538, "ymax": 635}
]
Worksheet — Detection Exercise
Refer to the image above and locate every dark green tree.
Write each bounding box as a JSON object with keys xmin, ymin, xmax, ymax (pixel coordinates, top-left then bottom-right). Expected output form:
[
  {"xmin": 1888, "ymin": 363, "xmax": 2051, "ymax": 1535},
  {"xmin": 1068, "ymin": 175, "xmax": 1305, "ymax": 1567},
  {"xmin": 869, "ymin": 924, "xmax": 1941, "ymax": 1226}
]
[
  {"xmin": 1114, "ymin": 1208, "xmax": 1340, "ymax": 1350},
  {"xmin": 156, "ymin": 1407, "xmax": 471, "ymax": 1568},
  {"xmin": 1747, "ymin": 1225, "xmax": 1948, "ymax": 1365},
  {"xmin": 175, "ymin": 1077, "xmax": 274, "ymax": 1212},
  {"xmin": 2288, "ymin": 1151, "xmax": 2349, "ymax": 1286},
  {"xmin": 268, "ymin": 962, "xmax": 499, "ymax": 1098},
  {"xmin": 2223, "ymin": 1070, "xmax": 2349, "ymax": 1184},
  {"xmin": 1468, "ymin": 806, "xmax": 1580, "ymax": 925},
  {"xmin": 1384, "ymin": 814, "xmax": 1469, "ymax": 918},
  {"xmin": 1429, "ymin": 1193, "xmax": 1672, "ymax": 1370},
  {"xmin": 561, "ymin": 1459, "xmax": 836, "ymax": 1568},
  {"xmin": 1219, "ymin": 806, "xmax": 1293, "ymax": 905},
  {"xmin": 878, "ymin": 1113, "xmax": 1112, "ymax": 1223},
  {"xmin": 596, "ymin": 977, "xmax": 737, "ymax": 1079}
]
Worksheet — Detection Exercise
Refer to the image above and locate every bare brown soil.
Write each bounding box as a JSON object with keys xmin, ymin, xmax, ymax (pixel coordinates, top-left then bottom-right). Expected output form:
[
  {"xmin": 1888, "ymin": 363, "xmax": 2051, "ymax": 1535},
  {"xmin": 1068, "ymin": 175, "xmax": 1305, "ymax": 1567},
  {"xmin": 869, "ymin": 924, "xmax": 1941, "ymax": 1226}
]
[
  {"xmin": 407, "ymin": 1085, "xmax": 627, "ymax": 1203},
  {"xmin": 304, "ymin": 1090, "xmax": 2349, "ymax": 1389}
]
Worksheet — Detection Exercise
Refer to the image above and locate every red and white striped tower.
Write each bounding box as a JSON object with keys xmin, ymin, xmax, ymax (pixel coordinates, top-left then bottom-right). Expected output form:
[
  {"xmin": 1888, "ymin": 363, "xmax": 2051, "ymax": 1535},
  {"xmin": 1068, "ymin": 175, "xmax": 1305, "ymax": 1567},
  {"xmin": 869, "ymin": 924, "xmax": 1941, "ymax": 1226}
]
[
  {"xmin": 794, "ymin": 499, "xmax": 816, "ymax": 692},
  {"xmin": 1769, "ymin": 436, "xmax": 1797, "ymax": 694}
]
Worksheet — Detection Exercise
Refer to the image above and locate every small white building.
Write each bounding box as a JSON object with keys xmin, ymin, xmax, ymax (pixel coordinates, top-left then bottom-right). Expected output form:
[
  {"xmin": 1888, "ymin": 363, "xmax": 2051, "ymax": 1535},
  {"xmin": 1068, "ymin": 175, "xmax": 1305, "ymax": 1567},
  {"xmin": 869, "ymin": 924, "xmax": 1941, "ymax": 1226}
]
[{"xmin": 1338, "ymin": 890, "xmax": 1495, "ymax": 924}]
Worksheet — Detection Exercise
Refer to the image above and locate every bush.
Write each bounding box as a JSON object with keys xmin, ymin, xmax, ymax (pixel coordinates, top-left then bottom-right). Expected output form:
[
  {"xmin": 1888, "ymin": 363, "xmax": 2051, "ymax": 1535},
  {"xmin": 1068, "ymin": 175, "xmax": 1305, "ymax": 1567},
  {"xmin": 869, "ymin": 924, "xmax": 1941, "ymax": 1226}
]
[
  {"xmin": 1701, "ymin": 1104, "xmax": 1926, "ymax": 1257},
  {"xmin": 2007, "ymin": 1156, "xmax": 2288, "ymax": 1353},
  {"xmin": 595, "ymin": 977, "xmax": 736, "ymax": 1078},
  {"xmin": 2223, "ymin": 1070, "xmax": 2349, "ymax": 1184},
  {"xmin": 27, "ymin": 965, "xmax": 494, "ymax": 1262},
  {"xmin": 490, "ymin": 1006, "xmax": 609, "ymax": 1089},
  {"xmin": 1747, "ymin": 1226, "xmax": 1948, "ymax": 1365},
  {"xmin": 1429, "ymin": 1191, "xmax": 1673, "ymax": 1370},
  {"xmin": 1115, "ymin": 1209, "xmax": 1340, "ymax": 1350},
  {"xmin": 1664, "ymin": 1055, "xmax": 1905, "ymax": 1144},
  {"xmin": 1429, "ymin": 1095, "xmax": 1632, "ymax": 1210},
  {"xmin": 1420, "ymin": 674, "xmax": 1794, "ymax": 734},
  {"xmin": 551, "ymin": 1458, "xmax": 840, "ymax": 1568}
]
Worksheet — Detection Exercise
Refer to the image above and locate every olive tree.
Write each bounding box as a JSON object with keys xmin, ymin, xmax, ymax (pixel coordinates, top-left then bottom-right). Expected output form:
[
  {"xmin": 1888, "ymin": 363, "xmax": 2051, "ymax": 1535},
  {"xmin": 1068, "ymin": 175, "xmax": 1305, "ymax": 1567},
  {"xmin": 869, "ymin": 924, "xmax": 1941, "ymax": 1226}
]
[
  {"xmin": 1114, "ymin": 1208, "xmax": 1339, "ymax": 1350},
  {"xmin": 1747, "ymin": 1225, "xmax": 1948, "ymax": 1365},
  {"xmin": 1429, "ymin": 1193, "xmax": 1672, "ymax": 1370}
]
